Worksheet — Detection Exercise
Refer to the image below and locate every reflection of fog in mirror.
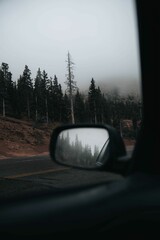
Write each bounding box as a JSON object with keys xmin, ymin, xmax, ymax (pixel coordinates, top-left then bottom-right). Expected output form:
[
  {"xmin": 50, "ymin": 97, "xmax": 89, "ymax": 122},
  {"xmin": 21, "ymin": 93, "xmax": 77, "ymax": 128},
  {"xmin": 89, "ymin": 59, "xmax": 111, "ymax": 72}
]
[{"xmin": 55, "ymin": 128, "xmax": 109, "ymax": 168}]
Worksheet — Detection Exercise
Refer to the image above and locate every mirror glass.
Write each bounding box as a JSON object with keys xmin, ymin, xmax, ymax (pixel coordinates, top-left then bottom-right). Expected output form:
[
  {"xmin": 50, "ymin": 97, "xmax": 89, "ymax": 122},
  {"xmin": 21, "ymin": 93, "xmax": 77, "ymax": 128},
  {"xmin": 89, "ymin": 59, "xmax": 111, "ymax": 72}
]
[{"xmin": 55, "ymin": 128, "xmax": 109, "ymax": 168}]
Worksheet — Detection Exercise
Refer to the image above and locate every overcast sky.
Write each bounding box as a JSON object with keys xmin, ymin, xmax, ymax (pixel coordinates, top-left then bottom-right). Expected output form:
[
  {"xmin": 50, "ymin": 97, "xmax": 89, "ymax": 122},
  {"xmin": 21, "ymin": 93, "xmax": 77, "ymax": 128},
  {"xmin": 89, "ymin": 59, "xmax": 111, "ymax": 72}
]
[
  {"xmin": 0, "ymin": 0, "xmax": 141, "ymax": 94},
  {"xmin": 59, "ymin": 128, "xmax": 109, "ymax": 155}
]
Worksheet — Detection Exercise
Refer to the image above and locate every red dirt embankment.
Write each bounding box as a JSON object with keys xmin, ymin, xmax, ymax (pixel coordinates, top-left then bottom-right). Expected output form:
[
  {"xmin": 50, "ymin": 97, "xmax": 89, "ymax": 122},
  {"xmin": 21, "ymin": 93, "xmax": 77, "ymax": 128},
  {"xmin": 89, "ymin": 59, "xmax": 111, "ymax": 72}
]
[
  {"xmin": 0, "ymin": 116, "xmax": 135, "ymax": 159},
  {"xmin": 0, "ymin": 116, "xmax": 56, "ymax": 159}
]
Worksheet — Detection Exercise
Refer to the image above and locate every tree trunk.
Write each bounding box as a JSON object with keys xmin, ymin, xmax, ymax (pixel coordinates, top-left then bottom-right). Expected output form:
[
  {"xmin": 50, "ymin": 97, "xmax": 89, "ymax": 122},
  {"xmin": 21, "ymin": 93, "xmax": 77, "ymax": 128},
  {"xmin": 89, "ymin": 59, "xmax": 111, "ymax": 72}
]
[
  {"xmin": 94, "ymin": 101, "xmax": 97, "ymax": 124},
  {"xmin": 67, "ymin": 52, "xmax": 75, "ymax": 124},
  {"xmin": 27, "ymin": 97, "xmax": 30, "ymax": 119},
  {"xmin": 3, "ymin": 98, "xmax": 5, "ymax": 117},
  {"xmin": 45, "ymin": 98, "xmax": 48, "ymax": 124},
  {"xmin": 35, "ymin": 96, "xmax": 38, "ymax": 121},
  {"xmin": 70, "ymin": 97, "xmax": 75, "ymax": 124}
]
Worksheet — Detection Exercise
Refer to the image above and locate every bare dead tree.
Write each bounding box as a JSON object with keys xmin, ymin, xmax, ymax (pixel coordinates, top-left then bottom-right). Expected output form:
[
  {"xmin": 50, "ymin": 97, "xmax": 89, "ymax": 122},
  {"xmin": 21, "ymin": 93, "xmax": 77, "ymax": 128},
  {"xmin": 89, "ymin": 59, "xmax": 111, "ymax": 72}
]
[{"xmin": 65, "ymin": 52, "xmax": 77, "ymax": 124}]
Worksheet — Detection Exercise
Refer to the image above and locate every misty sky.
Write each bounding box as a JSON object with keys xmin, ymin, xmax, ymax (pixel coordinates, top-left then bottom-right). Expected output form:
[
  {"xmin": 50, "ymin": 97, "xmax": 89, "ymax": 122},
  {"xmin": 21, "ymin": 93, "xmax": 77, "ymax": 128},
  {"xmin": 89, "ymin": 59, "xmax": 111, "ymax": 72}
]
[
  {"xmin": 0, "ymin": 0, "xmax": 141, "ymax": 93},
  {"xmin": 59, "ymin": 128, "xmax": 109, "ymax": 154}
]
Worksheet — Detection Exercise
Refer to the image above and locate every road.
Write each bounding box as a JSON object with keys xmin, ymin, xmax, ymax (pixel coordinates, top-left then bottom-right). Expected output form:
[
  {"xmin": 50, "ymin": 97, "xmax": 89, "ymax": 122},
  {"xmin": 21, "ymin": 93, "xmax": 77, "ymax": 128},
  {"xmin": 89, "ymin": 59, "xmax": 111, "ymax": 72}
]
[
  {"xmin": 0, "ymin": 146, "xmax": 133, "ymax": 199},
  {"xmin": 0, "ymin": 155, "xmax": 64, "ymax": 178}
]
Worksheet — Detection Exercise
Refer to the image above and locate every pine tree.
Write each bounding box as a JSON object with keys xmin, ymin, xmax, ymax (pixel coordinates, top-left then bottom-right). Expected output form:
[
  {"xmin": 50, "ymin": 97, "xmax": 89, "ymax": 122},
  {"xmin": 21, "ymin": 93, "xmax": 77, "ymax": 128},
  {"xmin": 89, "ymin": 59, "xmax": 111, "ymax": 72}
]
[
  {"xmin": 17, "ymin": 65, "xmax": 33, "ymax": 119},
  {"xmin": 61, "ymin": 93, "xmax": 70, "ymax": 123},
  {"xmin": 34, "ymin": 68, "xmax": 50, "ymax": 122},
  {"xmin": 34, "ymin": 68, "xmax": 42, "ymax": 121},
  {"xmin": 95, "ymin": 86, "xmax": 103, "ymax": 123},
  {"xmin": 0, "ymin": 67, "xmax": 5, "ymax": 116},
  {"xmin": 94, "ymin": 145, "xmax": 99, "ymax": 160},
  {"xmin": 101, "ymin": 94, "xmax": 111, "ymax": 125},
  {"xmin": 0, "ymin": 63, "xmax": 14, "ymax": 117},
  {"xmin": 74, "ymin": 90, "xmax": 86, "ymax": 123},
  {"xmin": 42, "ymin": 70, "xmax": 50, "ymax": 123},
  {"xmin": 88, "ymin": 78, "xmax": 97, "ymax": 123},
  {"xmin": 48, "ymin": 75, "xmax": 63, "ymax": 122}
]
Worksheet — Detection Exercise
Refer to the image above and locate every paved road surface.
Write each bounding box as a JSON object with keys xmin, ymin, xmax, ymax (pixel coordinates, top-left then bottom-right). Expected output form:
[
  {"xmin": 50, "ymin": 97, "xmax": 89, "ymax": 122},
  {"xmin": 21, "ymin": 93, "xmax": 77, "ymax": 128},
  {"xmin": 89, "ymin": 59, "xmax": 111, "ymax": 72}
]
[
  {"xmin": 0, "ymin": 155, "xmax": 62, "ymax": 178},
  {"xmin": 0, "ymin": 146, "xmax": 133, "ymax": 199}
]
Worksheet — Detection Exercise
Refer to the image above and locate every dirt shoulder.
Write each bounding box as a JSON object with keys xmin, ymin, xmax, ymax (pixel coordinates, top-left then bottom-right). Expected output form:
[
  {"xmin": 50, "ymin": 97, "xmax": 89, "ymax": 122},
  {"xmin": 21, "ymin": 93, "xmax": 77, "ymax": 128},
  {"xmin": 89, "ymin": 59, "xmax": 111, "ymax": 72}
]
[
  {"xmin": 0, "ymin": 116, "xmax": 135, "ymax": 159},
  {"xmin": 0, "ymin": 116, "xmax": 56, "ymax": 159}
]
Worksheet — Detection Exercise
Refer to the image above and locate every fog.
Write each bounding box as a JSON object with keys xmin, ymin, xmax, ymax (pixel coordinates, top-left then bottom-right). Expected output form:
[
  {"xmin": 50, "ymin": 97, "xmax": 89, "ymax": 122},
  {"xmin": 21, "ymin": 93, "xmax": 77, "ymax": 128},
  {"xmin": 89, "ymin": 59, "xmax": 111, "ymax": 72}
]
[
  {"xmin": 60, "ymin": 128, "xmax": 109, "ymax": 154},
  {"xmin": 0, "ymin": 0, "xmax": 141, "ymax": 94}
]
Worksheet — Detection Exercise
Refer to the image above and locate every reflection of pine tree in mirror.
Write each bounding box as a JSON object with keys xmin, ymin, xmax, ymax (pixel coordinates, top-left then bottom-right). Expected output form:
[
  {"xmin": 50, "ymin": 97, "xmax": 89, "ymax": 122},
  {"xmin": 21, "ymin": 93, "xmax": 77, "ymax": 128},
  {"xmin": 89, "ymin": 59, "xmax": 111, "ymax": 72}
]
[{"xmin": 55, "ymin": 128, "xmax": 109, "ymax": 168}]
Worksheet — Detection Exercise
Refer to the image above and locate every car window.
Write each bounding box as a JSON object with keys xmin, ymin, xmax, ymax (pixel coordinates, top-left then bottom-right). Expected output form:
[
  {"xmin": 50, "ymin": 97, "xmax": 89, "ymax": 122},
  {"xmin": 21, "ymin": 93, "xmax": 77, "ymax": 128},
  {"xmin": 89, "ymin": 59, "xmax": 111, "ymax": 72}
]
[{"xmin": 0, "ymin": 0, "xmax": 141, "ymax": 199}]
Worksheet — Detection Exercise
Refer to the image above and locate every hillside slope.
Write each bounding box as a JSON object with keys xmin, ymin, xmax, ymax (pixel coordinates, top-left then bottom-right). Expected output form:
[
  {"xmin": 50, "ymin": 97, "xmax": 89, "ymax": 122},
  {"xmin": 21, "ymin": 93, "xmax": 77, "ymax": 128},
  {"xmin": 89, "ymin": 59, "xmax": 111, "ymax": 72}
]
[
  {"xmin": 0, "ymin": 116, "xmax": 55, "ymax": 159},
  {"xmin": 0, "ymin": 116, "xmax": 135, "ymax": 159}
]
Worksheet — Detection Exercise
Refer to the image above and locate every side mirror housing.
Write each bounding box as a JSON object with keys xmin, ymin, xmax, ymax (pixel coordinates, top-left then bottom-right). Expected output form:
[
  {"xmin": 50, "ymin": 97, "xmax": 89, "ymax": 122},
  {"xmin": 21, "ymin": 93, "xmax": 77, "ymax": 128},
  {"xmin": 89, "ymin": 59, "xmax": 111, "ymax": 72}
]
[{"xmin": 49, "ymin": 124, "xmax": 128, "ymax": 173}]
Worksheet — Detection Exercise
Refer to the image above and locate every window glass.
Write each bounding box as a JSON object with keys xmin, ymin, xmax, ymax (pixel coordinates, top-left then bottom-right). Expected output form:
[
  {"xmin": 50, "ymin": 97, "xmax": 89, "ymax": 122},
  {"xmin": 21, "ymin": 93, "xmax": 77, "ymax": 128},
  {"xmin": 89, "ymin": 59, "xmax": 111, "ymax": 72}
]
[{"xmin": 0, "ymin": 0, "xmax": 141, "ymax": 199}]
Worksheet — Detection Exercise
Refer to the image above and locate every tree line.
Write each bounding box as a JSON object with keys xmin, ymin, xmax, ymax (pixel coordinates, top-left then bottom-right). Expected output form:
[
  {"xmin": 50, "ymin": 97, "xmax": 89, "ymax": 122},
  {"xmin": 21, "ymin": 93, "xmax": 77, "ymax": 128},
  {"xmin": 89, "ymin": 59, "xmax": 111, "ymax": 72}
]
[
  {"xmin": 0, "ymin": 61, "xmax": 142, "ymax": 137},
  {"xmin": 56, "ymin": 131, "xmax": 99, "ymax": 167}
]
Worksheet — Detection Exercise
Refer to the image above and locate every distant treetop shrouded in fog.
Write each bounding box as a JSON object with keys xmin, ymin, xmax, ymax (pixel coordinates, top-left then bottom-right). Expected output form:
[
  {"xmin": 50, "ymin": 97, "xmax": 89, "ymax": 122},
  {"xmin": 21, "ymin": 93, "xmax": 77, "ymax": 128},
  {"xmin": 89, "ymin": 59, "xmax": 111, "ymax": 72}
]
[{"xmin": 0, "ymin": 0, "xmax": 141, "ymax": 93}]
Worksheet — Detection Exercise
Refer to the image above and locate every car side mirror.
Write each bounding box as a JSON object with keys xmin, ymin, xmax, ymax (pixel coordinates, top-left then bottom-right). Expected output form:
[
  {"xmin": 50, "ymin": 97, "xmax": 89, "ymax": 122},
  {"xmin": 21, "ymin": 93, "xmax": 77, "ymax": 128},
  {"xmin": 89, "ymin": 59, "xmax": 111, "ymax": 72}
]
[{"xmin": 49, "ymin": 124, "xmax": 128, "ymax": 173}]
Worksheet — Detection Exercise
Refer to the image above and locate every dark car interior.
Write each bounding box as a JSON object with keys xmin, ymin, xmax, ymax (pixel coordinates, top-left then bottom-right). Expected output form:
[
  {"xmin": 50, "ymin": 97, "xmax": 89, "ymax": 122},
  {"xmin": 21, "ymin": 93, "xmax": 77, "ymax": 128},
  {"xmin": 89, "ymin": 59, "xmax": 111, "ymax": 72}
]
[{"xmin": 0, "ymin": 0, "xmax": 159, "ymax": 237}]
